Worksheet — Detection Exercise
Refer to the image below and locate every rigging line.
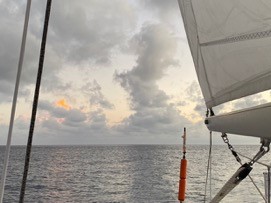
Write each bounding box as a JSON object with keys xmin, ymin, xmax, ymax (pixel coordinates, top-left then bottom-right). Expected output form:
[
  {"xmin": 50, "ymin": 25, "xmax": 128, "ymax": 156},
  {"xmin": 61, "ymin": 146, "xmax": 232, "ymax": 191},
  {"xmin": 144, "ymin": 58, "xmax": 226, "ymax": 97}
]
[
  {"xmin": 0, "ymin": 0, "xmax": 32, "ymax": 202},
  {"xmin": 209, "ymin": 131, "xmax": 212, "ymax": 199},
  {"xmin": 19, "ymin": 0, "xmax": 52, "ymax": 202},
  {"xmin": 237, "ymin": 153, "xmax": 267, "ymax": 202},
  {"xmin": 237, "ymin": 152, "xmax": 268, "ymax": 202},
  {"xmin": 200, "ymin": 29, "xmax": 271, "ymax": 47},
  {"xmin": 237, "ymin": 152, "xmax": 269, "ymax": 168},
  {"xmin": 204, "ymin": 131, "xmax": 212, "ymax": 202},
  {"xmin": 248, "ymin": 175, "xmax": 267, "ymax": 203},
  {"xmin": 267, "ymin": 168, "xmax": 270, "ymax": 203},
  {"xmin": 222, "ymin": 135, "xmax": 267, "ymax": 202}
]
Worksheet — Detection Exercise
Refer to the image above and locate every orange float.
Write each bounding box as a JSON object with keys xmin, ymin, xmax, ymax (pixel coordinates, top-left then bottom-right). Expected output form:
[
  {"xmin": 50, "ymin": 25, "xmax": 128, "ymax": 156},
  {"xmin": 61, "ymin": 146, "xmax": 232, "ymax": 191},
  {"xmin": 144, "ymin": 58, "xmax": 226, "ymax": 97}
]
[
  {"xmin": 178, "ymin": 159, "xmax": 187, "ymax": 201},
  {"xmin": 178, "ymin": 128, "xmax": 187, "ymax": 202}
]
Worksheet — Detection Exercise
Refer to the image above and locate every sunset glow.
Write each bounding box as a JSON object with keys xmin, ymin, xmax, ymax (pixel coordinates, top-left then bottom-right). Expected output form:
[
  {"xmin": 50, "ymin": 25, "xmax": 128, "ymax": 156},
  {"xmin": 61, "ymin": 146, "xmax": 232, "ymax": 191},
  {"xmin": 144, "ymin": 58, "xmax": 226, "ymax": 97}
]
[{"xmin": 56, "ymin": 99, "xmax": 71, "ymax": 110}]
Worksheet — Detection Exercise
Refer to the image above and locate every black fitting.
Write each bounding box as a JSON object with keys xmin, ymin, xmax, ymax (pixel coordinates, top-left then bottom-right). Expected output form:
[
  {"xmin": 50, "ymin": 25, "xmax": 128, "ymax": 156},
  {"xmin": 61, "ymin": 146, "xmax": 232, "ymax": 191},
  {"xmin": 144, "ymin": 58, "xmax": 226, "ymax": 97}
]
[{"xmin": 237, "ymin": 163, "xmax": 252, "ymax": 181}]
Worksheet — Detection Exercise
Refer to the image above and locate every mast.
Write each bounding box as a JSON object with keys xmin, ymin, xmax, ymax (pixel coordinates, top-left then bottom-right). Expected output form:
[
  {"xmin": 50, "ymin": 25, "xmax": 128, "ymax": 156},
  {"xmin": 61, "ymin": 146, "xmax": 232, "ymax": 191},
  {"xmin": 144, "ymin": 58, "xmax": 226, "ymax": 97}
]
[{"xmin": 0, "ymin": 1, "xmax": 32, "ymax": 202}]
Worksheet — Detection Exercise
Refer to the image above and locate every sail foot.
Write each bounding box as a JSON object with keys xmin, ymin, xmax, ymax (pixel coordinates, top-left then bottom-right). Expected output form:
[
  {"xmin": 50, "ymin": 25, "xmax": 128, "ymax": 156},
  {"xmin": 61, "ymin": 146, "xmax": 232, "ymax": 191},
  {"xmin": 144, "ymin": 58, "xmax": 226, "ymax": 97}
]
[{"xmin": 205, "ymin": 103, "xmax": 271, "ymax": 139}]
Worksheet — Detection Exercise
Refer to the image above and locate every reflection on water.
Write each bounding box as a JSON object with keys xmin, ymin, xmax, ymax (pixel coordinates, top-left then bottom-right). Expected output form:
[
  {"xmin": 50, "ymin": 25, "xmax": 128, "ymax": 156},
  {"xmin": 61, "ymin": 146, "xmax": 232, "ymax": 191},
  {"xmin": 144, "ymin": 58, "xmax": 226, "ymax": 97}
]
[{"xmin": 0, "ymin": 145, "xmax": 269, "ymax": 202}]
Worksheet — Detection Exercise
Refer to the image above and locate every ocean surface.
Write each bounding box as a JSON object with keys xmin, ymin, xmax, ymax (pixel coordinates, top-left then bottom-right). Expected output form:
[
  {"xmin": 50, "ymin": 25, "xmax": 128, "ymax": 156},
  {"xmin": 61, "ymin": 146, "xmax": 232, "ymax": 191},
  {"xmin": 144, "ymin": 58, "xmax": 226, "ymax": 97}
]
[{"xmin": 0, "ymin": 145, "xmax": 270, "ymax": 202}]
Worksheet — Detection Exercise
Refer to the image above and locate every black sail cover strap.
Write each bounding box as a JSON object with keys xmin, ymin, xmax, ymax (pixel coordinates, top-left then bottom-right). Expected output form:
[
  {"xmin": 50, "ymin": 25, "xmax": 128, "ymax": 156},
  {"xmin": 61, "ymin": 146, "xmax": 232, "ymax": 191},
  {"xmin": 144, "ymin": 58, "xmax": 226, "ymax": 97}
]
[{"xmin": 210, "ymin": 163, "xmax": 252, "ymax": 203}]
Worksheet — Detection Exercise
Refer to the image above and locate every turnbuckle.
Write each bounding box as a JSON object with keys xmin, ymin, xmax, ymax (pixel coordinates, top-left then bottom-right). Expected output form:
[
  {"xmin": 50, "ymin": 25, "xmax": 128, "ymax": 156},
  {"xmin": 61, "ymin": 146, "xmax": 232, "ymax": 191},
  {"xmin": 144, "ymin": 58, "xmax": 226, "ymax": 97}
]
[{"xmin": 221, "ymin": 133, "xmax": 241, "ymax": 163}]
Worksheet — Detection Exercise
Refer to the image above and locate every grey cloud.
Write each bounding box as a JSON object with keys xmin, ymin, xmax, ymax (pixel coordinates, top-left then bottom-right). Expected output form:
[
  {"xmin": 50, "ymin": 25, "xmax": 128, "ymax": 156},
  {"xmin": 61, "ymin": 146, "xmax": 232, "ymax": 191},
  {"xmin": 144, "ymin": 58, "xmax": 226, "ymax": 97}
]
[
  {"xmin": 38, "ymin": 100, "xmax": 108, "ymax": 137},
  {"xmin": 233, "ymin": 94, "xmax": 268, "ymax": 110},
  {"xmin": 88, "ymin": 109, "xmax": 108, "ymax": 131},
  {"xmin": 127, "ymin": 25, "xmax": 179, "ymax": 81},
  {"xmin": 63, "ymin": 109, "xmax": 87, "ymax": 127},
  {"xmin": 0, "ymin": 0, "xmax": 67, "ymax": 103},
  {"xmin": 185, "ymin": 81, "xmax": 205, "ymax": 114},
  {"xmin": 49, "ymin": 0, "xmax": 136, "ymax": 65},
  {"xmin": 115, "ymin": 24, "xmax": 189, "ymax": 136},
  {"xmin": 185, "ymin": 81, "xmax": 203, "ymax": 103},
  {"xmin": 186, "ymin": 81, "xmax": 269, "ymax": 115},
  {"xmin": 115, "ymin": 24, "xmax": 179, "ymax": 111},
  {"xmin": 38, "ymin": 100, "xmax": 53, "ymax": 111},
  {"xmin": 82, "ymin": 80, "xmax": 114, "ymax": 109},
  {"xmin": 38, "ymin": 109, "xmax": 109, "ymax": 143},
  {"xmin": 142, "ymin": 0, "xmax": 179, "ymax": 21},
  {"xmin": 175, "ymin": 101, "xmax": 187, "ymax": 107},
  {"xmin": 0, "ymin": 1, "xmax": 25, "ymax": 102},
  {"xmin": 0, "ymin": 0, "xmax": 136, "ymax": 104},
  {"xmin": 42, "ymin": 119, "xmax": 61, "ymax": 130},
  {"xmin": 38, "ymin": 100, "xmax": 67, "ymax": 118},
  {"xmin": 39, "ymin": 100, "xmax": 88, "ymax": 124}
]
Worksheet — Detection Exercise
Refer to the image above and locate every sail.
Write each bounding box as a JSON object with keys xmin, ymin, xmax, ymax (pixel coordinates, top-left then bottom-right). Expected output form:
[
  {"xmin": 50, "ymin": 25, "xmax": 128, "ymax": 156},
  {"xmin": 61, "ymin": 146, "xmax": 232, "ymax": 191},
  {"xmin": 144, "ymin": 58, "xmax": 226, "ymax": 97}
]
[{"xmin": 178, "ymin": 0, "xmax": 271, "ymax": 108}]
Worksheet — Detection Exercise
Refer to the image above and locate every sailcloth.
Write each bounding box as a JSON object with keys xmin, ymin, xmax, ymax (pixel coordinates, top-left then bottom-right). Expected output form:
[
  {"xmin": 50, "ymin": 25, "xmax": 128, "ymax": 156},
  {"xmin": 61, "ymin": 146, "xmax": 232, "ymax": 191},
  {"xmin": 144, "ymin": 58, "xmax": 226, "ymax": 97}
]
[{"xmin": 178, "ymin": 0, "xmax": 271, "ymax": 108}]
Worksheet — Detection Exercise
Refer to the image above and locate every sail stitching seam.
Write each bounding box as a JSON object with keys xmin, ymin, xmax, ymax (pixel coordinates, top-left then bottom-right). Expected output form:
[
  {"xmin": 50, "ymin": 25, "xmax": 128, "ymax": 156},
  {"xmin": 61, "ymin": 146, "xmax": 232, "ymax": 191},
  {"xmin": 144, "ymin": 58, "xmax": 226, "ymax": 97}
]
[{"xmin": 200, "ymin": 29, "xmax": 271, "ymax": 47}]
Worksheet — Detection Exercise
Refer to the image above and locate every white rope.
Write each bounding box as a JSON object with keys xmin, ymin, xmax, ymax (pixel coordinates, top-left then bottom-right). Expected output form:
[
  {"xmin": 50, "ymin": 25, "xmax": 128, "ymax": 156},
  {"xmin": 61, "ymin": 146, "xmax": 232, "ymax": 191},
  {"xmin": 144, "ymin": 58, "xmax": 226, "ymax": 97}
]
[
  {"xmin": 0, "ymin": 1, "xmax": 32, "ymax": 202},
  {"xmin": 204, "ymin": 131, "xmax": 212, "ymax": 202},
  {"xmin": 209, "ymin": 131, "xmax": 212, "ymax": 199}
]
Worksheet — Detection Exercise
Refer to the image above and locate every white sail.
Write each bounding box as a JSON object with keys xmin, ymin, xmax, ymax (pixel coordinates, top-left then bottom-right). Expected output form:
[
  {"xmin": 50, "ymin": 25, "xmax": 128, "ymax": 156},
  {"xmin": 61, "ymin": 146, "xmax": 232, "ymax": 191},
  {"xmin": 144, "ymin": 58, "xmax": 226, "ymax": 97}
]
[{"xmin": 178, "ymin": 0, "xmax": 271, "ymax": 108}]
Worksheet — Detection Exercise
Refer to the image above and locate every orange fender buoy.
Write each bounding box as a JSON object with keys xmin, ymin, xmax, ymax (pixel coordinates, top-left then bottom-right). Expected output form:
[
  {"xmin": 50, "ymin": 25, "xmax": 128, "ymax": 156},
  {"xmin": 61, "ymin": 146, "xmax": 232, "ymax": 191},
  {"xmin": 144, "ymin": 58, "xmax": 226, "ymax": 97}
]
[{"xmin": 178, "ymin": 158, "xmax": 187, "ymax": 201}]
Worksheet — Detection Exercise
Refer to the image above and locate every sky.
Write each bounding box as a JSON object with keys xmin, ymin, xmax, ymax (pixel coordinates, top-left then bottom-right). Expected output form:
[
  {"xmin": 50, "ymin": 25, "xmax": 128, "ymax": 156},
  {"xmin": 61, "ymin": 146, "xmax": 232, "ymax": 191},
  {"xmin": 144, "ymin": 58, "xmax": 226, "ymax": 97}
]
[{"xmin": 0, "ymin": 0, "xmax": 267, "ymax": 145}]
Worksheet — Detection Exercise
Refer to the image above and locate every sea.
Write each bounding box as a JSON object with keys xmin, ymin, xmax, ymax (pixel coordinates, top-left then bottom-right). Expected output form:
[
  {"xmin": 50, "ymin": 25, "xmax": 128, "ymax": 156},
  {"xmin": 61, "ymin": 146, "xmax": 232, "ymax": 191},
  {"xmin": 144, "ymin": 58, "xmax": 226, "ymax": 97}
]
[{"xmin": 0, "ymin": 145, "xmax": 269, "ymax": 203}]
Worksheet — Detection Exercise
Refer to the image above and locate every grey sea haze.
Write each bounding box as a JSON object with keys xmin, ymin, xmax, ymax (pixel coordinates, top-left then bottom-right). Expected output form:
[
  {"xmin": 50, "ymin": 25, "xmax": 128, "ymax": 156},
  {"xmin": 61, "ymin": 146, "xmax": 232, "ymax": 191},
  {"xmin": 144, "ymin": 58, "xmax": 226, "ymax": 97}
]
[{"xmin": 0, "ymin": 145, "xmax": 269, "ymax": 202}]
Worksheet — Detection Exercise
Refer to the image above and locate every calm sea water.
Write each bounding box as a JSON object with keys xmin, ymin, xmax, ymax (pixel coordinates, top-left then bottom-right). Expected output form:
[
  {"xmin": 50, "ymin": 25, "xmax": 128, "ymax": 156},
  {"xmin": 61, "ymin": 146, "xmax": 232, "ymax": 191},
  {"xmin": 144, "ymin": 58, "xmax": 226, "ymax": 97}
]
[{"xmin": 0, "ymin": 145, "xmax": 269, "ymax": 202}]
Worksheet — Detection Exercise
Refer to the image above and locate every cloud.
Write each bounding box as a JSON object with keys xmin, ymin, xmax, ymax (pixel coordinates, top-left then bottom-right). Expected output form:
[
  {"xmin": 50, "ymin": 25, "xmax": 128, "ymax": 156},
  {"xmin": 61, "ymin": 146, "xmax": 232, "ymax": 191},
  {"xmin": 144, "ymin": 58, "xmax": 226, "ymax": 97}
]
[
  {"xmin": 0, "ymin": 1, "xmax": 29, "ymax": 102},
  {"xmin": 233, "ymin": 94, "xmax": 268, "ymax": 110},
  {"xmin": 115, "ymin": 23, "xmax": 190, "ymax": 138},
  {"xmin": 81, "ymin": 80, "xmax": 114, "ymax": 109},
  {"xmin": 0, "ymin": 0, "xmax": 68, "ymax": 103},
  {"xmin": 185, "ymin": 81, "xmax": 205, "ymax": 113},
  {"xmin": 48, "ymin": 0, "xmax": 136, "ymax": 65},
  {"xmin": 0, "ymin": 0, "xmax": 137, "ymax": 104},
  {"xmin": 0, "ymin": 0, "xmax": 218, "ymax": 145},
  {"xmin": 141, "ymin": 0, "xmax": 180, "ymax": 22},
  {"xmin": 38, "ymin": 100, "xmax": 108, "ymax": 138}
]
